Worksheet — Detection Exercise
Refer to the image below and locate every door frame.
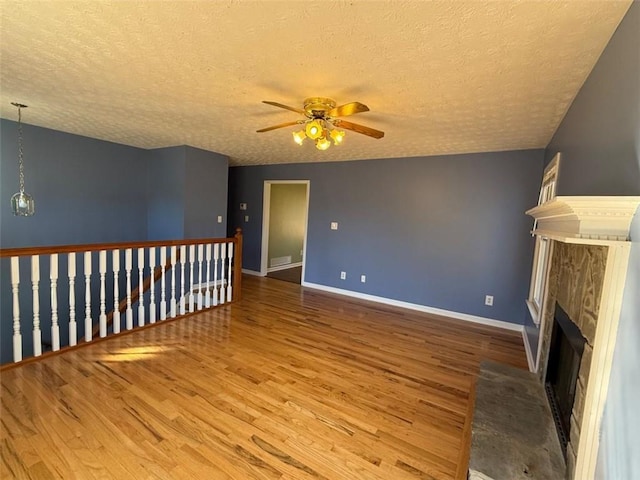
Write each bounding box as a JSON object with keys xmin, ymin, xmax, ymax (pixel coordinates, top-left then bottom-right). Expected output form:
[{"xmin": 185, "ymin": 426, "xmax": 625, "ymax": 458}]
[{"xmin": 260, "ymin": 180, "xmax": 310, "ymax": 282}]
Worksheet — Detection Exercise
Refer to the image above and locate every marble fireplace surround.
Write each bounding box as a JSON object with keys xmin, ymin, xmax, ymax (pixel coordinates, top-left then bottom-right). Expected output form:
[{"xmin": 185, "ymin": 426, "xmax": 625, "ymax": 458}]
[{"xmin": 526, "ymin": 196, "xmax": 640, "ymax": 480}]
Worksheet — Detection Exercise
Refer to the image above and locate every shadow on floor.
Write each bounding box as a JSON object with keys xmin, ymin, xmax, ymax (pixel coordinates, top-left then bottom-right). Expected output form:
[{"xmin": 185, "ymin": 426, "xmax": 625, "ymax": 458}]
[{"xmin": 267, "ymin": 266, "xmax": 302, "ymax": 284}]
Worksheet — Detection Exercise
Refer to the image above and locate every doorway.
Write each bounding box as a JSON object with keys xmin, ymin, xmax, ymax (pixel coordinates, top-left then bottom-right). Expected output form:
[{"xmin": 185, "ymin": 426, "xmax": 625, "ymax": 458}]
[{"xmin": 260, "ymin": 180, "xmax": 310, "ymax": 284}]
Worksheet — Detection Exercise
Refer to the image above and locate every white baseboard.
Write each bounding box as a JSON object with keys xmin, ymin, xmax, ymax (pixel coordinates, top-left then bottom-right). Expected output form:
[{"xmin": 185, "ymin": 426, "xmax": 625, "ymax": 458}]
[
  {"xmin": 267, "ymin": 262, "xmax": 302, "ymax": 273},
  {"xmin": 301, "ymin": 281, "xmax": 524, "ymax": 332},
  {"xmin": 242, "ymin": 269, "xmax": 265, "ymax": 276},
  {"xmin": 522, "ymin": 328, "xmax": 537, "ymax": 372}
]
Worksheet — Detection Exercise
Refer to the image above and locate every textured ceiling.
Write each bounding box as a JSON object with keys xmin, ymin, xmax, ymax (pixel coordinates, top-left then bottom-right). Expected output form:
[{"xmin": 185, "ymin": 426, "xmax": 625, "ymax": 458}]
[{"xmin": 0, "ymin": 1, "xmax": 631, "ymax": 166}]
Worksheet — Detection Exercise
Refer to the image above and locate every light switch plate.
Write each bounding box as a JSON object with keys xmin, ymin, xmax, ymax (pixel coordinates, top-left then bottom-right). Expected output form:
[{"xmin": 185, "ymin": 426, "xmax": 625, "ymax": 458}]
[
  {"xmin": 244, "ymin": 215, "xmax": 249, "ymax": 222},
  {"xmin": 217, "ymin": 215, "xmax": 223, "ymax": 223},
  {"xmin": 331, "ymin": 222, "xmax": 338, "ymax": 230},
  {"xmin": 240, "ymin": 203, "xmax": 247, "ymax": 210}
]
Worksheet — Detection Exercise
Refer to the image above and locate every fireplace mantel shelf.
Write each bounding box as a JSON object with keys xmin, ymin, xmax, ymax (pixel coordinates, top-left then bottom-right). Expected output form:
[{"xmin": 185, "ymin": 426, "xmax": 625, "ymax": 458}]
[{"xmin": 526, "ymin": 196, "xmax": 640, "ymax": 245}]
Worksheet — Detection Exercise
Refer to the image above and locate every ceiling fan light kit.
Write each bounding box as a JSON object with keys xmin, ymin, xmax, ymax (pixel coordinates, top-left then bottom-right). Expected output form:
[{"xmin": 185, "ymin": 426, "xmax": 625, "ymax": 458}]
[
  {"xmin": 330, "ymin": 129, "xmax": 345, "ymax": 145},
  {"xmin": 292, "ymin": 130, "xmax": 306, "ymax": 145},
  {"xmin": 258, "ymin": 97, "xmax": 384, "ymax": 151},
  {"xmin": 305, "ymin": 119, "xmax": 324, "ymax": 140}
]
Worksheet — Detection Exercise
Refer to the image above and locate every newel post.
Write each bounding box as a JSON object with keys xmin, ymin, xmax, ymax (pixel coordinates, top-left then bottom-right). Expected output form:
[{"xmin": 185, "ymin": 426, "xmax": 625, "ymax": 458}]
[{"xmin": 233, "ymin": 228, "xmax": 243, "ymax": 301}]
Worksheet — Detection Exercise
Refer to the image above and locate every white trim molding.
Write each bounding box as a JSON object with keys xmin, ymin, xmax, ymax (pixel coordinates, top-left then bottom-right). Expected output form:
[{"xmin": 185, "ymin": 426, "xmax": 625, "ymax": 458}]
[
  {"xmin": 521, "ymin": 329, "xmax": 536, "ymax": 372},
  {"xmin": 526, "ymin": 196, "xmax": 639, "ymax": 480},
  {"xmin": 267, "ymin": 262, "xmax": 302, "ymax": 273},
  {"xmin": 260, "ymin": 180, "xmax": 310, "ymax": 283},
  {"xmin": 242, "ymin": 269, "xmax": 264, "ymax": 276},
  {"xmin": 575, "ymin": 243, "xmax": 631, "ymax": 479},
  {"xmin": 526, "ymin": 196, "xmax": 640, "ymax": 243},
  {"xmin": 526, "ymin": 154, "xmax": 561, "ymax": 332},
  {"xmin": 301, "ymin": 281, "xmax": 524, "ymax": 333}
]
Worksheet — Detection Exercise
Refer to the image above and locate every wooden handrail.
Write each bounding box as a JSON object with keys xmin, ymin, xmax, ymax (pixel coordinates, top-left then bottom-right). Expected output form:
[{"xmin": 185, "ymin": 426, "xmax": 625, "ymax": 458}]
[{"xmin": 0, "ymin": 235, "xmax": 237, "ymax": 258}]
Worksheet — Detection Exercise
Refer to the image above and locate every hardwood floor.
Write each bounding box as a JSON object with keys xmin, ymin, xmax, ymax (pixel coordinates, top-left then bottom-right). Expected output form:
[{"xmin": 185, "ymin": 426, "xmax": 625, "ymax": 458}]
[
  {"xmin": 1, "ymin": 275, "xmax": 528, "ymax": 479},
  {"xmin": 267, "ymin": 266, "xmax": 302, "ymax": 284}
]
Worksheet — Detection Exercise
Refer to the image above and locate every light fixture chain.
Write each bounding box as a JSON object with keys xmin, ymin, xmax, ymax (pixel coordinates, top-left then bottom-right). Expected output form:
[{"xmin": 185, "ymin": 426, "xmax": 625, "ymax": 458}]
[{"xmin": 17, "ymin": 106, "xmax": 25, "ymax": 194}]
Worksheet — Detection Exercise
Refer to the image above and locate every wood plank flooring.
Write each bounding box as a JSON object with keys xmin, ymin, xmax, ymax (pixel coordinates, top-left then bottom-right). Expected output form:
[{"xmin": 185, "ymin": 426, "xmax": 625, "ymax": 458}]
[
  {"xmin": 267, "ymin": 266, "xmax": 302, "ymax": 284},
  {"xmin": 1, "ymin": 275, "xmax": 528, "ymax": 479}
]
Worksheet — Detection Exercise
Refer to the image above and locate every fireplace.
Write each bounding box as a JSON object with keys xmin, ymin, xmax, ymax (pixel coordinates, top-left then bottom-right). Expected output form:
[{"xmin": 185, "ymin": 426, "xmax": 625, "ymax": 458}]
[
  {"xmin": 525, "ymin": 196, "xmax": 639, "ymax": 479},
  {"xmin": 545, "ymin": 302, "xmax": 586, "ymax": 457}
]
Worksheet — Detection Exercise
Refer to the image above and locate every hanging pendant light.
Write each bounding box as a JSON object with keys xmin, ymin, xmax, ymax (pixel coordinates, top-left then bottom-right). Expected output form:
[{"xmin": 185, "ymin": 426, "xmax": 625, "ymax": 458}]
[{"xmin": 10, "ymin": 102, "xmax": 35, "ymax": 217}]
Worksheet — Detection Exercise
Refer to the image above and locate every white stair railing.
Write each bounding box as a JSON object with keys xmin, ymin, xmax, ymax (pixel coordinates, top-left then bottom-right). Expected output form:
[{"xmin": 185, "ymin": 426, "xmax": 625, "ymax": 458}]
[{"xmin": 1, "ymin": 230, "xmax": 243, "ymax": 365}]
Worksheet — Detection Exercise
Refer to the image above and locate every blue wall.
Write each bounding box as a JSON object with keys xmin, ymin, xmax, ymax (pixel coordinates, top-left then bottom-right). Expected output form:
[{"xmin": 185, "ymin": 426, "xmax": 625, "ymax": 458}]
[
  {"xmin": 184, "ymin": 146, "xmax": 228, "ymax": 239},
  {"xmin": 147, "ymin": 146, "xmax": 186, "ymax": 240},
  {"xmin": 147, "ymin": 145, "xmax": 229, "ymax": 240},
  {"xmin": 229, "ymin": 149, "xmax": 543, "ymax": 325},
  {"xmin": 1, "ymin": 121, "xmax": 230, "ymax": 364},
  {"xmin": 1, "ymin": 120, "xmax": 149, "ymax": 248},
  {"xmin": 146, "ymin": 145, "xmax": 229, "ymax": 240},
  {"xmin": 520, "ymin": 4, "xmax": 639, "ymax": 478}
]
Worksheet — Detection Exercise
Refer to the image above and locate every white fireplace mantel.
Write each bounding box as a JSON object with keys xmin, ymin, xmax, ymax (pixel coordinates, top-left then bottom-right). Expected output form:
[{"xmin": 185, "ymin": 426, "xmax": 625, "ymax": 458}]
[
  {"xmin": 526, "ymin": 196, "xmax": 640, "ymax": 244},
  {"xmin": 526, "ymin": 195, "xmax": 639, "ymax": 480}
]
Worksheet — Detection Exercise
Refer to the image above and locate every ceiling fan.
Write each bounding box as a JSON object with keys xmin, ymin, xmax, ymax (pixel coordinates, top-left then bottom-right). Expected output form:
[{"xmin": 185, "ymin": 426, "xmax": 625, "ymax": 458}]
[{"xmin": 257, "ymin": 97, "xmax": 384, "ymax": 150}]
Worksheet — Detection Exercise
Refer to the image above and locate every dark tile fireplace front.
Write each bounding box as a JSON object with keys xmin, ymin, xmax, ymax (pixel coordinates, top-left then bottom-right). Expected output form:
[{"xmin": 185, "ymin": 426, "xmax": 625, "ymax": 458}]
[{"xmin": 545, "ymin": 302, "xmax": 586, "ymax": 457}]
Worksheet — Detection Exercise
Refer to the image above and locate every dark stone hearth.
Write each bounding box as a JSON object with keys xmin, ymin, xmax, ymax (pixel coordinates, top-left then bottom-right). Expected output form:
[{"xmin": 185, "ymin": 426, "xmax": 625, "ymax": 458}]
[{"xmin": 469, "ymin": 361, "xmax": 565, "ymax": 480}]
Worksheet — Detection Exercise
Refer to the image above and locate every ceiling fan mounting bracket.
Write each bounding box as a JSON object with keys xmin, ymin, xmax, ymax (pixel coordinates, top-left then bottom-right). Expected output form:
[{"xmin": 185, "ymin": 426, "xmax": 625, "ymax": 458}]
[{"xmin": 303, "ymin": 97, "xmax": 336, "ymax": 118}]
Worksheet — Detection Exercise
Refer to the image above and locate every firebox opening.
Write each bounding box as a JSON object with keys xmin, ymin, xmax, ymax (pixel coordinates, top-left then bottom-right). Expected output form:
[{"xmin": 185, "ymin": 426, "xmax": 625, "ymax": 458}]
[{"xmin": 545, "ymin": 302, "xmax": 586, "ymax": 458}]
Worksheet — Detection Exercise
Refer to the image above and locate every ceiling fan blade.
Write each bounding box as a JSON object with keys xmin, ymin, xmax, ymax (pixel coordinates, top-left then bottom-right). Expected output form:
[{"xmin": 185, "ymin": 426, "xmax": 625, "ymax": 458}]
[
  {"xmin": 328, "ymin": 102, "xmax": 370, "ymax": 118},
  {"xmin": 332, "ymin": 119, "xmax": 384, "ymax": 139},
  {"xmin": 262, "ymin": 101, "xmax": 305, "ymax": 115},
  {"xmin": 256, "ymin": 120, "xmax": 305, "ymax": 133}
]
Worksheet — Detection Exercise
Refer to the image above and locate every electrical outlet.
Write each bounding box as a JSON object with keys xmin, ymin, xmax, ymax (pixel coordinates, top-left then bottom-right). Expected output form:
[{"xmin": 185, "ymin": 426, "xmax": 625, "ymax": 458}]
[
  {"xmin": 340, "ymin": 271, "xmax": 346, "ymax": 280},
  {"xmin": 331, "ymin": 222, "xmax": 338, "ymax": 230},
  {"xmin": 361, "ymin": 275, "xmax": 366, "ymax": 283},
  {"xmin": 485, "ymin": 295, "xmax": 494, "ymax": 306},
  {"xmin": 244, "ymin": 215, "xmax": 249, "ymax": 222},
  {"xmin": 217, "ymin": 215, "xmax": 223, "ymax": 223}
]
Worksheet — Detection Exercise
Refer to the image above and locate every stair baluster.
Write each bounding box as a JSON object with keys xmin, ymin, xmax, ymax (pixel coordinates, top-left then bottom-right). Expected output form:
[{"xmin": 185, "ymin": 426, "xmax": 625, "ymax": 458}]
[
  {"xmin": 179, "ymin": 246, "xmax": 186, "ymax": 315},
  {"xmin": 10, "ymin": 257, "xmax": 22, "ymax": 362},
  {"xmin": 68, "ymin": 253, "xmax": 77, "ymax": 345},
  {"xmin": 149, "ymin": 247, "xmax": 156, "ymax": 323},
  {"xmin": 213, "ymin": 243, "xmax": 219, "ymax": 306},
  {"xmin": 99, "ymin": 250, "xmax": 107, "ymax": 337},
  {"xmin": 83, "ymin": 252, "xmax": 91, "ymax": 342},
  {"xmin": 50, "ymin": 254, "xmax": 60, "ymax": 351},
  {"xmin": 188, "ymin": 245, "xmax": 195, "ymax": 312},
  {"xmin": 219, "ymin": 243, "xmax": 226, "ymax": 304},
  {"xmin": 112, "ymin": 250, "xmax": 120, "ymax": 334},
  {"xmin": 125, "ymin": 249, "xmax": 133, "ymax": 330},
  {"xmin": 197, "ymin": 244, "xmax": 204, "ymax": 310},
  {"xmin": 160, "ymin": 247, "xmax": 167, "ymax": 320},
  {"xmin": 205, "ymin": 244, "xmax": 212, "ymax": 308},
  {"xmin": 137, "ymin": 248, "xmax": 145, "ymax": 326}
]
